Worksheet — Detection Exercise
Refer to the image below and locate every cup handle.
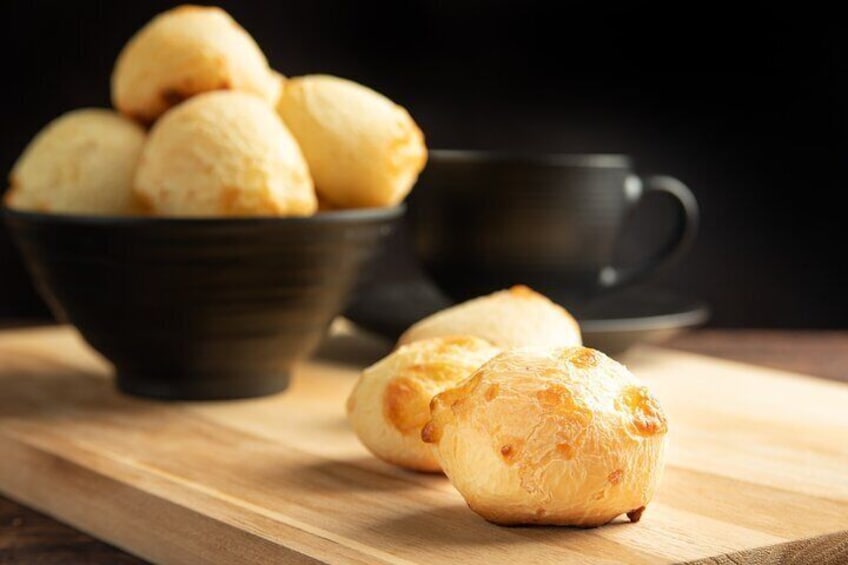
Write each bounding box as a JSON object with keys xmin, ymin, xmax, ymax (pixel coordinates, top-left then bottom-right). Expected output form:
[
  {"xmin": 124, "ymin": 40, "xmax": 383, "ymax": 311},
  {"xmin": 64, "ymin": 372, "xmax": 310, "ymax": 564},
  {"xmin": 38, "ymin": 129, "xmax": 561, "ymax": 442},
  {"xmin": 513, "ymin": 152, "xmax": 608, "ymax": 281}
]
[{"xmin": 598, "ymin": 174, "xmax": 699, "ymax": 289}]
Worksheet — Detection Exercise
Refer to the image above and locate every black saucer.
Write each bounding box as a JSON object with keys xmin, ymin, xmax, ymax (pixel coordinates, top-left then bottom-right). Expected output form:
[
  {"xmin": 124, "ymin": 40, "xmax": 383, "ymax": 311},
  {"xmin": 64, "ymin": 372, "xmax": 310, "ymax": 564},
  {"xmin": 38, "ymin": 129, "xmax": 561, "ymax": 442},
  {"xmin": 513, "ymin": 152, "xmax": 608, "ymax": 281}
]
[
  {"xmin": 571, "ymin": 286, "xmax": 710, "ymax": 355},
  {"xmin": 345, "ymin": 277, "xmax": 709, "ymax": 355}
]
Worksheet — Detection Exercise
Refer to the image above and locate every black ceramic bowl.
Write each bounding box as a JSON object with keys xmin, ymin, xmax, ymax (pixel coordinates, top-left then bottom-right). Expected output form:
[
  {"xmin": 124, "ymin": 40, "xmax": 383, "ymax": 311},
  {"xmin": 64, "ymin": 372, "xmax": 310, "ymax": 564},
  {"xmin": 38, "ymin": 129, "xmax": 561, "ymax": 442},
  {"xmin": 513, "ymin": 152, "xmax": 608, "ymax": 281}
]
[{"xmin": 3, "ymin": 206, "xmax": 403, "ymax": 400}]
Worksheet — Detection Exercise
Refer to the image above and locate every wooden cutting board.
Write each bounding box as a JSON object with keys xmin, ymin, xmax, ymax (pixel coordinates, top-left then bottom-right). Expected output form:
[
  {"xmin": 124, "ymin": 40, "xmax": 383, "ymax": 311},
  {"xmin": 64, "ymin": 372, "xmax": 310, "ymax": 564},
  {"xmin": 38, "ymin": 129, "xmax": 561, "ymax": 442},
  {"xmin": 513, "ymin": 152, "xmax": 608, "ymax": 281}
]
[{"xmin": 0, "ymin": 325, "xmax": 846, "ymax": 564}]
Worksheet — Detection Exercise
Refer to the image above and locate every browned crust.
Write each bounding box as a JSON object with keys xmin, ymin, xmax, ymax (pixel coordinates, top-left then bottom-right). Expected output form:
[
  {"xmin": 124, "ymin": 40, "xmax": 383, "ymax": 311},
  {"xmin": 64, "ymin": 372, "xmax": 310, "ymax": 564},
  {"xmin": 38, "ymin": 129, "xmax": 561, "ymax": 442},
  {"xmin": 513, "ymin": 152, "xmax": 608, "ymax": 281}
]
[
  {"xmin": 382, "ymin": 377, "xmax": 430, "ymax": 435},
  {"xmin": 131, "ymin": 189, "xmax": 156, "ymax": 215},
  {"xmin": 565, "ymin": 347, "xmax": 599, "ymax": 369},
  {"xmin": 555, "ymin": 442, "xmax": 575, "ymax": 460},
  {"xmin": 618, "ymin": 386, "xmax": 669, "ymax": 437},
  {"xmin": 219, "ymin": 186, "xmax": 242, "ymax": 214},
  {"xmin": 608, "ymin": 468, "xmax": 624, "ymax": 485},
  {"xmin": 626, "ymin": 506, "xmax": 646, "ymax": 523},
  {"xmin": 499, "ymin": 444, "xmax": 516, "ymax": 462},
  {"xmin": 420, "ymin": 420, "xmax": 440, "ymax": 444},
  {"xmin": 508, "ymin": 284, "xmax": 540, "ymax": 299}
]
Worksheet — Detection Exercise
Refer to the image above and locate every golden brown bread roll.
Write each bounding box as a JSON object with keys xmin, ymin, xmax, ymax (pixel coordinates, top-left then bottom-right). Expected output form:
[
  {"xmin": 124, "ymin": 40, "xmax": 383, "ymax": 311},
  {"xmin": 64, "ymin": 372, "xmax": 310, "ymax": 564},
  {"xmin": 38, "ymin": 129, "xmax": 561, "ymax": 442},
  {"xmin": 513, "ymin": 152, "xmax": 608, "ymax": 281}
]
[
  {"xmin": 422, "ymin": 346, "xmax": 668, "ymax": 526},
  {"xmin": 134, "ymin": 91, "xmax": 315, "ymax": 217},
  {"xmin": 398, "ymin": 285, "xmax": 582, "ymax": 349},
  {"xmin": 276, "ymin": 75, "xmax": 427, "ymax": 208},
  {"xmin": 5, "ymin": 108, "xmax": 145, "ymax": 215},
  {"xmin": 111, "ymin": 5, "xmax": 278, "ymax": 124},
  {"xmin": 347, "ymin": 336, "xmax": 501, "ymax": 472}
]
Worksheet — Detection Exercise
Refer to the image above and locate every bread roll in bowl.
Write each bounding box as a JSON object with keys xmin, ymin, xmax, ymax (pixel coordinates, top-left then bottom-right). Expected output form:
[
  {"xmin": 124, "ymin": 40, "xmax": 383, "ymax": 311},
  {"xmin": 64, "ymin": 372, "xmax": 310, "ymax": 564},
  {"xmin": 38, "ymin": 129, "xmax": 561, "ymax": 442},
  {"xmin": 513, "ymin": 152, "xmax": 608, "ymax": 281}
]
[
  {"xmin": 277, "ymin": 75, "xmax": 427, "ymax": 208},
  {"xmin": 112, "ymin": 5, "xmax": 278, "ymax": 124},
  {"xmin": 134, "ymin": 91, "xmax": 315, "ymax": 217},
  {"xmin": 347, "ymin": 336, "xmax": 501, "ymax": 472},
  {"xmin": 423, "ymin": 346, "xmax": 668, "ymax": 526},
  {"xmin": 399, "ymin": 285, "xmax": 581, "ymax": 349},
  {"xmin": 5, "ymin": 109, "xmax": 145, "ymax": 215}
]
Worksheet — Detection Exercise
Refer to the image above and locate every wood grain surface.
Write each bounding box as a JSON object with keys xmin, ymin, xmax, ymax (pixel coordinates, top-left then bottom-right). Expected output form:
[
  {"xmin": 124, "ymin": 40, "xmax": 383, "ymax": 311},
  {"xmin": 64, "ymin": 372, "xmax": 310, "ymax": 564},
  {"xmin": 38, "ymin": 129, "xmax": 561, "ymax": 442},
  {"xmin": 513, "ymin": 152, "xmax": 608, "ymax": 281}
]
[{"xmin": 1, "ymin": 325, "xmax": 847, "ymax": 564}]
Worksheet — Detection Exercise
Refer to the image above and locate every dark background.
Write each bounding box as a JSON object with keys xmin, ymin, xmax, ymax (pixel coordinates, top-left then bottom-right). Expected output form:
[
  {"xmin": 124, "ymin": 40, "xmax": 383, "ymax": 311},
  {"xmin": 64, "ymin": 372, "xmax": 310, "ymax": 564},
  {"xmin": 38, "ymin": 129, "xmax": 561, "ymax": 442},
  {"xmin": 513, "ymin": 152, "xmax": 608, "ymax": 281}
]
[{"xmin": 1, "ymin": 1, "xmax": 845, "ymax": 327}]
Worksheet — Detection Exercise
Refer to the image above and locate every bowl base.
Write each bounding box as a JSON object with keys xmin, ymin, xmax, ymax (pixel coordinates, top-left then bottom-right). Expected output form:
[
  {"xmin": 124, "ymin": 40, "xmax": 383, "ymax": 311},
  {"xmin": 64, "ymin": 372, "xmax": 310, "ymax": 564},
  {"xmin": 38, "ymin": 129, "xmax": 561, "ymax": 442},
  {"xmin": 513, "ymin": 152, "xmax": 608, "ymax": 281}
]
[{"xmin": 116, "ymin": 370, "xmax": 291, "ymax": 401}]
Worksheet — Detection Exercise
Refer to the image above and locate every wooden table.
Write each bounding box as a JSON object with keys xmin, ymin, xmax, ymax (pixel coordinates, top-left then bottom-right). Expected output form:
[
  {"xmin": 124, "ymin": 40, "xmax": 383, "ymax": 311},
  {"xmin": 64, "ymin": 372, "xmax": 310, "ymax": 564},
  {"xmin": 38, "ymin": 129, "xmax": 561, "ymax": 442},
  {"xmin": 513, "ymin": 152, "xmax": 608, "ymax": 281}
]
[{"xmin": 1, "ymin": 328, "xmax": 846, "ymax": 563}]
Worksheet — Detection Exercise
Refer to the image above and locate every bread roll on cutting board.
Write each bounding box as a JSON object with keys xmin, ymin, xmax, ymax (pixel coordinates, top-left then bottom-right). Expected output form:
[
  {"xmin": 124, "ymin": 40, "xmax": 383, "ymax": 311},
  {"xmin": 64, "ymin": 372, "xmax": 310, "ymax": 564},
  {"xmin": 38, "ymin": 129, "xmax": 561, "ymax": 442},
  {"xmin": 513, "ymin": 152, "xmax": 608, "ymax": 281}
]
[
  {"xmin": 398, "ymin": 285, "xmax": 582, "ymax": 349},
  {"xmin": 423, "ymin": 346, "xmax": 668, "ymax": 526},
  {"xmin": 347, "ymin": 336, "xmax": 500, "ymax": 472}
]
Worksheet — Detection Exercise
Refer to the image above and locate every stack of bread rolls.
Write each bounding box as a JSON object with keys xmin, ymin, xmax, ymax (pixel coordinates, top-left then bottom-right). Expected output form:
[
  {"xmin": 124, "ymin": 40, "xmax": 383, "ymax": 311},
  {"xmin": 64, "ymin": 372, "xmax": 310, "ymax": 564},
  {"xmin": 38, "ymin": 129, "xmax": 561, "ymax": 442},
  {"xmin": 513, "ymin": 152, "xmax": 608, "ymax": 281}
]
[
  {"xmin": 5, "ymin": 5, "xmax": 426, "ymax": 216},
  {"xmin": 347, "ymin": 286, "xmax": 669, "ymax": 527}
]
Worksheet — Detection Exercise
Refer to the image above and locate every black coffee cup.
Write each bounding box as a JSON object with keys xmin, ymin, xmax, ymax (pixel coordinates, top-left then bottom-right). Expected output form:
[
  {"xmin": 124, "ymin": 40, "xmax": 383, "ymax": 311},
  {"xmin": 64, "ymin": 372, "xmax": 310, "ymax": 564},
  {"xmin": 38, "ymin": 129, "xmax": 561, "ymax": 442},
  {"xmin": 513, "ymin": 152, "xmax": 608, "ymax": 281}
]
[{"xmin": 406, "ymin": 150, "xmax": 698, "ymax": 304}]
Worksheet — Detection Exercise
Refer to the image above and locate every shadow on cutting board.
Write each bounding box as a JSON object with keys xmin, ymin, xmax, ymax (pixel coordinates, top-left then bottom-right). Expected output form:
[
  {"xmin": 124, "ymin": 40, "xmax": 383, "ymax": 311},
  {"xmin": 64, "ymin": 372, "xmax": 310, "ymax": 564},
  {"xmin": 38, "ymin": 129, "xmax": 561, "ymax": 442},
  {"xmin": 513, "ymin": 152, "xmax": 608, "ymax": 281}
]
[
  {"xmin": 0, "ymin": 366, "xmax": 156, "ymax": 422},
  {"xmin": 371, "ymin": 503, "xmax": 637, "ymax": 548},
  {"xmin": 260, "ymin": 457, "xmax": 428, "ymax": 494}
]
